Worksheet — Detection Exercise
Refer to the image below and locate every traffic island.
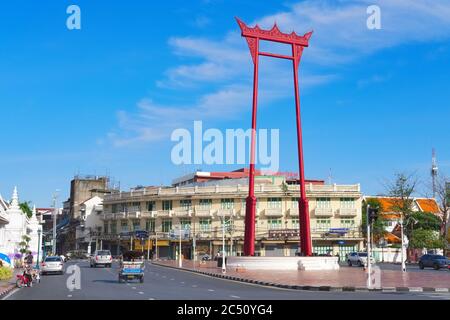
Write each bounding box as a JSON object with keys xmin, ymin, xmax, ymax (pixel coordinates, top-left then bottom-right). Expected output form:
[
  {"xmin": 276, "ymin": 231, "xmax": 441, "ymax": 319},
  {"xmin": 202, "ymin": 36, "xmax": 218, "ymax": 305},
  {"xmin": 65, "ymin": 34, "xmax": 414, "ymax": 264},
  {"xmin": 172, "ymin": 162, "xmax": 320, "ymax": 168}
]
[{"xmin": 152, "ymin": 260, "xmax": 450, "ymax": 294}]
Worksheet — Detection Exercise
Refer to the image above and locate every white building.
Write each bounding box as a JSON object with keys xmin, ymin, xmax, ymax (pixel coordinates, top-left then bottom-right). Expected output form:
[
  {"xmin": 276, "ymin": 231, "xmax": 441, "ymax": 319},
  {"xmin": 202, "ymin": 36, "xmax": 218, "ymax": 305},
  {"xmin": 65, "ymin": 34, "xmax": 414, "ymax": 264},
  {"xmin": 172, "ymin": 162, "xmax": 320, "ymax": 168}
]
[
  {"xmin": 0, "ymin": 187, "xmax": 43, "ymax": 267},
  {"xmin": 75, "ymin": 196, "xmax": 104, "ymax": 254}
]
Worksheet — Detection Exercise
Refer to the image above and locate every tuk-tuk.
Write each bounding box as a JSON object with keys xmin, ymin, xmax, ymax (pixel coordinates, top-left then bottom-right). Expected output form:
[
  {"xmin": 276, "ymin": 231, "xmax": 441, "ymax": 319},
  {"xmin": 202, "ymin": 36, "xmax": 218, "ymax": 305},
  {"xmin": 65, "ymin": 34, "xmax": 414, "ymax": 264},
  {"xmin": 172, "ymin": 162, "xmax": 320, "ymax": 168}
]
[{"xmin": 118, "ymin": 251, "xmax": 145, "ymax": 283}]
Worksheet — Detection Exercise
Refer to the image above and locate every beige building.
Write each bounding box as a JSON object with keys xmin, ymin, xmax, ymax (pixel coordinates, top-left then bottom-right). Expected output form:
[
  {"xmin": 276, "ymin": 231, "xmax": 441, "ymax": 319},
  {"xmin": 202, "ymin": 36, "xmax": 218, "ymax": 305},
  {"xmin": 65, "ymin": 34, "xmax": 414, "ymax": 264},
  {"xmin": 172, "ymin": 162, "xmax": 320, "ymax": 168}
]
[{"xmin": 100, "ymin": 175, "xmax": 364, "ymax": 261}]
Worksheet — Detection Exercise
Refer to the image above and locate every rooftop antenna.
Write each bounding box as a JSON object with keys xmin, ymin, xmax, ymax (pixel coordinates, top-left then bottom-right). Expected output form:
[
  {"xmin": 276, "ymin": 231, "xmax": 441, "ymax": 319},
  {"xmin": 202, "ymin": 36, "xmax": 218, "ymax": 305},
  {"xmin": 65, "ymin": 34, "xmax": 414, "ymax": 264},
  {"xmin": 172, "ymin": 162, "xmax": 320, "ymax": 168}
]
[{"xmin": 431, "ymin": 148, "xmax": 438, "ymax": 198}]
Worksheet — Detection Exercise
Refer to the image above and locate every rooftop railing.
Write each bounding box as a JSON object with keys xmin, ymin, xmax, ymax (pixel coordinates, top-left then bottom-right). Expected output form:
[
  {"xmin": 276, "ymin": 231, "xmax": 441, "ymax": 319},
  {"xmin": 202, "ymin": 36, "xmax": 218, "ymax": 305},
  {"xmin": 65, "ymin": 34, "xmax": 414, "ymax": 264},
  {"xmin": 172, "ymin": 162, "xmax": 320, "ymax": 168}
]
[{"xmin": 104, "ymin": 183, "xmax": 361, "ymax": 202}]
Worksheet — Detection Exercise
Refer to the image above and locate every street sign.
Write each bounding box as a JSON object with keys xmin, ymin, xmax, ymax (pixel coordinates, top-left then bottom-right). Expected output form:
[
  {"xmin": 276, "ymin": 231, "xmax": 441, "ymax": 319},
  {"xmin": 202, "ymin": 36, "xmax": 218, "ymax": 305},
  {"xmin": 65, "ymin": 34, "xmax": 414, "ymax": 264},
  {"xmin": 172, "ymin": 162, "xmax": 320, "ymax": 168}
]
[
  {"xmin": 268, "ymin": 229, "xmax": 299, "ymax": 239},
  {"xmin": 169, "ymin": 228, "xmax": 190, "ymax": 240}
]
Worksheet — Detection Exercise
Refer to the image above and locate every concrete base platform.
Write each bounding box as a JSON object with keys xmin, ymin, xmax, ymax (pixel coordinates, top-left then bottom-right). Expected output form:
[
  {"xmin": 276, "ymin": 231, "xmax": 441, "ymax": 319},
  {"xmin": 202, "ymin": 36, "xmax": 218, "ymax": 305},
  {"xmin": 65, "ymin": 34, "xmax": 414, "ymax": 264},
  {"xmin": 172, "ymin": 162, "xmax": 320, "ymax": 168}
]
[{"xmin": 226, "ymin": 256, "xmax": 340, "ymax": 271}]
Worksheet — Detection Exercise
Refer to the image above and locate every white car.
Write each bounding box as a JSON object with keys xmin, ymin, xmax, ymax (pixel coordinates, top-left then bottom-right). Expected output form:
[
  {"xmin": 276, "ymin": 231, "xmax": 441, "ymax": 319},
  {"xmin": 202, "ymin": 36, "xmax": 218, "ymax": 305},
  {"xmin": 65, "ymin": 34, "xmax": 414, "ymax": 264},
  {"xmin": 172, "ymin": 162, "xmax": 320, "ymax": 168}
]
[
  {"xmin": 41, "ymin": 256, "xmax": 64, "ymax": 275},
  {"xmin": 347, "ymin": 252, "xmax": 375, "ymax": 267},
  {"xmin": 90, "ymin": 250, "xmax": 112, "ymax": 268}
]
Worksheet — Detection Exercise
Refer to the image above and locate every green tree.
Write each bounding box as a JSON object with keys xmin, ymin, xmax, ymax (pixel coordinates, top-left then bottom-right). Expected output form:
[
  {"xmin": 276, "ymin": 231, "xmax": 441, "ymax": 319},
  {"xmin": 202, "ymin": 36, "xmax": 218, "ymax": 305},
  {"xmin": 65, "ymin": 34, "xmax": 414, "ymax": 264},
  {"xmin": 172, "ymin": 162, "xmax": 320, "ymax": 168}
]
[
  {"xmin": 409, "ymin": 229, "xmax": 445, "ymax": 249},
  {"xmin": 362, "ymin": 198, "xmax": 387, "ymax": 241},
  {"xmin": 386, "ymin": 173, "xmax": 418, "ymax": 240},
  {"xmin": 409, "ymin": 211, "xmax": 442, "ymax": 232},
  {"xmin": 19, "ymin": 202, "xmax": 33, "ymax": 219}
]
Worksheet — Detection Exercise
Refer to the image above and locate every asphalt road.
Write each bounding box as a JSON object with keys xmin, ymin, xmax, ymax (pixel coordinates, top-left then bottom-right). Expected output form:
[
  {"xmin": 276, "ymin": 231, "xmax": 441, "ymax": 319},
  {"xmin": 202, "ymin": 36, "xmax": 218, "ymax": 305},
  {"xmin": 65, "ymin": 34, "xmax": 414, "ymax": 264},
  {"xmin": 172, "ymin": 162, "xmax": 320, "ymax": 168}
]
[{"xmin": 4, "ymin": 261, "xmax": 450, "ymax": 300}]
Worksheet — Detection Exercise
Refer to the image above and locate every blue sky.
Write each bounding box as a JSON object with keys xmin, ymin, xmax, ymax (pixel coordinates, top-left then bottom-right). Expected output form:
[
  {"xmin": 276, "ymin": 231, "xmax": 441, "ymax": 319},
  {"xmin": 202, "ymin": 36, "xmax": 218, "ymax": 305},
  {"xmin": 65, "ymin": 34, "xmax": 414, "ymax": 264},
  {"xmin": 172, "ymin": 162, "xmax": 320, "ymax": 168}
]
[{"xmin": 0, "ymin": 0, "xmax": 449, "ymax": 206}]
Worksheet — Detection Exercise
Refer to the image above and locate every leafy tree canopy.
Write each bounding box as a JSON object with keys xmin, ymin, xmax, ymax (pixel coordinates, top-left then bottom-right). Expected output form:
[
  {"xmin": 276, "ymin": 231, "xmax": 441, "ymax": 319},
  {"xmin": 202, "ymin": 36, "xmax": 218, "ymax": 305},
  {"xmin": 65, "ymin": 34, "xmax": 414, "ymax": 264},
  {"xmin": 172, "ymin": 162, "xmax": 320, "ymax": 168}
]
[{"xmin": 19, "ymin": 202, "xmax": 33, "ymax": 219}]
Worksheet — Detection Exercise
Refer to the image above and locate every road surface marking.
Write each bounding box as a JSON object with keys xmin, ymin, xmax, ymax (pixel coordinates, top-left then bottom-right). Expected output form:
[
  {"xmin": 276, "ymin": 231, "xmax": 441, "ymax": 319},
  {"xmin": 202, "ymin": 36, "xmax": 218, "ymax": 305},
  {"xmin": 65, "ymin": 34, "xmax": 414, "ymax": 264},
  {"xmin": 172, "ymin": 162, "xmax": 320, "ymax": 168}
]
[
  {"xmin": 132, "ymin": 287, "xmax": 137, "ymax": 290},
  {"xmin": 192, "ymin": 285, "xmax": 198, "ymax": 288},
  {"xmin": 180, "ymin": 282, "xmax": 185, "ymax": 284},
  {"xmin": 170, "ymin": 278, "xmax": 175, "ymax": 281},
  {"xmin": 230, "ymin": 295, "xmax": 241, "ymax": 299},
  {"xmin": 139, "ymin": 292, "xmax": 144, "ymax": 295},
  {"xmin": 67, "ymin": 295, "xmax": 73, "ymax": 298},
  {"xmin": 208, "ymin": 289, "xmax": 215, "ymax": 292},
  {"xmin": 149, "ymin": 298, "xmax": 156, "ymax": 300}
]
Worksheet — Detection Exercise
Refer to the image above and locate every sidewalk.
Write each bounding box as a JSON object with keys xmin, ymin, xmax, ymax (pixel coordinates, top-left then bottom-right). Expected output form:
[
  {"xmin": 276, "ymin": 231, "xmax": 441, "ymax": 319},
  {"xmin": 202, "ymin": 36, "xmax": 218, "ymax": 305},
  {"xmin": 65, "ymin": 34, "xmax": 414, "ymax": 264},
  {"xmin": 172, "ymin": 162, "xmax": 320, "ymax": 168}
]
[{"xmin": 152, "ymin": 260, "xmax": 450, "ymax": 293}]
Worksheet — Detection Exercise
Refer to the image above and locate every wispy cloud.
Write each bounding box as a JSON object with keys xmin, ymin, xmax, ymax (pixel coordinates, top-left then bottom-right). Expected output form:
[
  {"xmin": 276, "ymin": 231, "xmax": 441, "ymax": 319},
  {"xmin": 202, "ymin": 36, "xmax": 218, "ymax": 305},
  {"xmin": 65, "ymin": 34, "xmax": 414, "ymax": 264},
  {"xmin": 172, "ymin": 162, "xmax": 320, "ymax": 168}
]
[{"xmin": 109, "ymin": 0, "xmax": 450, "ymax": 147}]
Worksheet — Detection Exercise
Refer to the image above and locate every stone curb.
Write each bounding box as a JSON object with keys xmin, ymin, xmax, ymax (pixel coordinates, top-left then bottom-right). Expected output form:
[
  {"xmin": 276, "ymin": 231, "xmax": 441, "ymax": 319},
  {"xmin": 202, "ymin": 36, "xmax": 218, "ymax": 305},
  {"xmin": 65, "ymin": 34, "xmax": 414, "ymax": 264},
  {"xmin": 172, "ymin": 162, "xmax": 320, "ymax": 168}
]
[
  {"xmin": 0, "ymin": 284, "xmax": 16, "ymax": 300},
  {"xmin": 152, "ymin": 262, "xmax": 450, "ymax": 294}
]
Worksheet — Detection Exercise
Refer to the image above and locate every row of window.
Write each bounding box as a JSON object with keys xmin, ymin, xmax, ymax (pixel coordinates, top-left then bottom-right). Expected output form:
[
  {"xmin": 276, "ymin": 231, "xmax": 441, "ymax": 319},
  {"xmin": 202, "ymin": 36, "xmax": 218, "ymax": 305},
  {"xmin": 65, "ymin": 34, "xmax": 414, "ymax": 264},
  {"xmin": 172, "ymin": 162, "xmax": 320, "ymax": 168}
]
[
  {"xmin": 103, "ymin": 218, "xmax": 356, "ymax": 234},
  {"xmin": 109, "ymin": 198, "xmax": 356, "ymax": 213}
]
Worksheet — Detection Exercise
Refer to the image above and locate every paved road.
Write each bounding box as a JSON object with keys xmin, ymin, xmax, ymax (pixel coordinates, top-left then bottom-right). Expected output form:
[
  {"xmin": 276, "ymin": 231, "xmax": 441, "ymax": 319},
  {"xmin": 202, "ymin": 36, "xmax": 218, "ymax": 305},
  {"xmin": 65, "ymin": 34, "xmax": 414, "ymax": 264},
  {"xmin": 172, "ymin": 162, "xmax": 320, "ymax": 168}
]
[{"xmin": 5, "ymin": 261, "xmax": 450, "ymax": 300}]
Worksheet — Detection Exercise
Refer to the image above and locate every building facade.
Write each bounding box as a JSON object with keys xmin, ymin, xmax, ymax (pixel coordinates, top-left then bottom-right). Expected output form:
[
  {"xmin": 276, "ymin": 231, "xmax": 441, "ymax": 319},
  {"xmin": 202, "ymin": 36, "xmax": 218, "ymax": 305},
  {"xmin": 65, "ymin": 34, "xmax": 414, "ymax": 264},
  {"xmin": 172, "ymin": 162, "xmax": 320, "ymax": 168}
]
[
  {"xmin": 0, "ymin": 187, "xmax": 42, "ymax": 267},
  {"xmin": 57, "ymin": 175, "xmax": 114, "ymax": 254},
  {"xmin": 100, "ymin": 175, "xmax": 364, "ymax": 261}
]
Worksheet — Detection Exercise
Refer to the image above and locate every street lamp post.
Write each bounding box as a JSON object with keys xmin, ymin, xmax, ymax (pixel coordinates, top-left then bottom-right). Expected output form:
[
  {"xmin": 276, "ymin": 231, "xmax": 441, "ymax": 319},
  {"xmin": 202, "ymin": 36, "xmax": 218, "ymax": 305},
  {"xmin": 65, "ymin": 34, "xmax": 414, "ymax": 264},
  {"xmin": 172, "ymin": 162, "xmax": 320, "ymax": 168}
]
[
  {"xmin": 52, "ymin": 191, "xmax": 59, "ymax": 255},
  {"xmin": 36, "ymin": 229, "xmax": 42, "ymax": 269},
  {"xmin": 147, "ymin": 234, "xmax": 151, "ymax": 261},
  {"xmin": 222, "ymin": 210, "xmax": 226, "ymax": 274}
]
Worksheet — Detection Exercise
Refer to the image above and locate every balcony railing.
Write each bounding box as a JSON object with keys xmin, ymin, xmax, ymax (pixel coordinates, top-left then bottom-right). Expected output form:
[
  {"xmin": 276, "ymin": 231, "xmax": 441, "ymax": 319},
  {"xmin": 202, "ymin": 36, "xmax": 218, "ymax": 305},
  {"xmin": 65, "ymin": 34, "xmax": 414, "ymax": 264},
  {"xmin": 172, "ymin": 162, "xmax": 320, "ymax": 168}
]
[
  {"xmin": 264, "ymin": 208, "xmax": 283, "ymax": 217},
  {"xmin": 173, "ymin": 209, "xmax": 193, "ymax": 217},
  {"xmin": 337, "ymin": 208, "xmax": 358, "ymax": 217},
  {"xmin": 217, "ymin": 209, "xmax": 236, "ymax": 217},
  {"xmin": 194, "ymin": 208, "xmax": 213, "ymax": 217},
  {"xmin": 157, "ymin": 210, "xmax": 173, "ymax": 218},
  {"xmin": 314, "ymin": 207, "xmax": 333, "ymax": 217},
  {"xmin": 287, "ymin": 208, "xmax": 298, "ymax": 216},
  {"xmin": 140, "ymin": 211, "xmax": 157, "ymax": 218}
]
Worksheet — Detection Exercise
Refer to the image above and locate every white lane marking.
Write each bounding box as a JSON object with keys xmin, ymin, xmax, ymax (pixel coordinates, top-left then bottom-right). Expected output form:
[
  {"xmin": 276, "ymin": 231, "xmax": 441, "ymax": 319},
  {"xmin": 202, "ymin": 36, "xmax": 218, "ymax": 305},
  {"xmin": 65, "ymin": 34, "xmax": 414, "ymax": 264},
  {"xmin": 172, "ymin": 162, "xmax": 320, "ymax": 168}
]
[
  {"xmin": 139, "ymin": 292, "xmax": 144, "ymax": 295},
  {"xmin": 132, "ymin": 287, "xmax": 137, "ymax": 290},
  {"xmin": 67, "ymin": 295, "xmax": 73, "ymax": 298},
  {"xmin": 1, "ymin": 288, "xmax": 20, "ymax": 300},
  {"xmin": 180, "ymin": 282, "xmax": 185, "ymax": 284},
  {"xmin": 230, "ymin": 295, "xmax": 241, "ymax": 299},
  {"xmin": 208, "ymin": 289, "xmax": 215, "ymax": 292},
  {"xmin": 149, "ymin": 298, "xmax": 156, "ymax": 300},
  {"xmin": 170, "ymin": 278, "xmax": 175, "ymax": 281},
  {"xmin": 192, "ymin": 285, "xmax": 198, "ymax": 288}
]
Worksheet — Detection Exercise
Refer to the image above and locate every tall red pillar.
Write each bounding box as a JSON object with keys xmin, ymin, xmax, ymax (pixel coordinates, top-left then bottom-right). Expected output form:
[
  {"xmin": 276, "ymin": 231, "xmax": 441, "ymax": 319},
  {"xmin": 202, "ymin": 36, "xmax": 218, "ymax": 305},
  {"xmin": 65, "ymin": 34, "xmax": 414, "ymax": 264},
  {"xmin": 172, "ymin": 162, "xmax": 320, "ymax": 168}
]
[{"xmin": 237, "ymin": 18, "xmax": 313, "ymax": 257}]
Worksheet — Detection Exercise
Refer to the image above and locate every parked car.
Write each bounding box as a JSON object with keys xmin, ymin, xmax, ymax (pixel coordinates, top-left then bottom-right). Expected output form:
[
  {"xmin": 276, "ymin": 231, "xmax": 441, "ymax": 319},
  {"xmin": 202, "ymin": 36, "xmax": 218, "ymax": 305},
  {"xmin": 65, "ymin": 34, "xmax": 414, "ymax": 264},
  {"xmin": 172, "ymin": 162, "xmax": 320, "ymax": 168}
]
[
  {"xmin": 347, "ymin": 252, "xmax": 375, "ymax": 267},
  {"xmin": 41, "ymin": 256, "xmax": 64, "ymax": 275},
  {"xmin": 90, "ymin": 250, "xmax": 113, "ymax": 268},
  {"xmin": 200, "ymin": 254, "xmax": 211, "ymax": 261},
  {"xmin": 418, "ymin": 254, "xmax": 449, "ymax": 270}
]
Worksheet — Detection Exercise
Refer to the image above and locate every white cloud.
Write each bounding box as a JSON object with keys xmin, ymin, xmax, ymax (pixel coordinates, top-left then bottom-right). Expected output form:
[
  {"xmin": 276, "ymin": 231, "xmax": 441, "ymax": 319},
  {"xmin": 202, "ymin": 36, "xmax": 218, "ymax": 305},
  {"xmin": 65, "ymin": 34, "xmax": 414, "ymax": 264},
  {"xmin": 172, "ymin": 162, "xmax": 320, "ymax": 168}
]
[{"xmin": 110, "ymin": 0, "xmax": 450, "ymax": 147}]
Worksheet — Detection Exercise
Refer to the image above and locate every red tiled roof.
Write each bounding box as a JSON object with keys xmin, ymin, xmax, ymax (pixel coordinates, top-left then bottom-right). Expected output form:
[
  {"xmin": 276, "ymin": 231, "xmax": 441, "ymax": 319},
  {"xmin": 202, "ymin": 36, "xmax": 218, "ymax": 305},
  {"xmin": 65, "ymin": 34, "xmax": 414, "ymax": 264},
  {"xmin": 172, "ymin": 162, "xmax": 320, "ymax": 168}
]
[{"xmin": 416, "ymin": 199, "xmax": 440, "ymax": 213}]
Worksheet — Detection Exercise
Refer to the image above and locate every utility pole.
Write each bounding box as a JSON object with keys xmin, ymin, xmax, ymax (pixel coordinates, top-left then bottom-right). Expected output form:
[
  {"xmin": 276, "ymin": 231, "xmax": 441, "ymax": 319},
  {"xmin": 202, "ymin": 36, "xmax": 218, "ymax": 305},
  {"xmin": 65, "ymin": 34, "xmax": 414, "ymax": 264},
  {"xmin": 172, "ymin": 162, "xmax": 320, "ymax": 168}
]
[
  {"xmin": 366, "ymin": 205, "xmax": 372, "ymax": 288},
  {"xmin": 400, "ymin": 218, "xmax": 406, "ymax": 272},
  {"xmin": 155, "ymin": 233, "xmax": 159, "ymax": 260},
  {"xmin": 432, "ymin": 148, "xmax": 438, "ymax": 199},
  {"xmin": 179, "ymin": 227, "xmax": 182, "ymax": 268},
  {"xmin": 52, "ymin": 191, "xmax": 59, "ymax": 255}
]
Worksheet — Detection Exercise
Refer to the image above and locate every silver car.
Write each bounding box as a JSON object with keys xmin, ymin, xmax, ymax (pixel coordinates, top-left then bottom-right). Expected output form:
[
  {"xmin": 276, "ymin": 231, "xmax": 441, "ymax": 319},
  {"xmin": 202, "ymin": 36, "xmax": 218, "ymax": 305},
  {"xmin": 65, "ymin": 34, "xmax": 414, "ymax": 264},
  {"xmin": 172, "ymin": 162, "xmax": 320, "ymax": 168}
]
[
  {"xmin": 347, "ymin": 252, "xmax": 375, "ymax": 267},
  {"xmin": 41, "ymin": 256, "xmax": 64, "ymax": 275},
  {"xmin": 90, "ymin": 250, "xmax": 112, "ymax": 268}
]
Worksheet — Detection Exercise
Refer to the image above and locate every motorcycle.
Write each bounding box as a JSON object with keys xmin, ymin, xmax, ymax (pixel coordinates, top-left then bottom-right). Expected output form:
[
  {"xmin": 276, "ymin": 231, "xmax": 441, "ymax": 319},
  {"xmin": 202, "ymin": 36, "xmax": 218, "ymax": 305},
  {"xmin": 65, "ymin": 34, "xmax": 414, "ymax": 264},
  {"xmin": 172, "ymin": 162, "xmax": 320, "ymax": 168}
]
[
  {"xmin": 16, "ymin": 273, "xmax": 33, "ymax": 288},
  {"xmin": 16, "ymin": 268, "xmax": 40, "ymax": 288}
]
